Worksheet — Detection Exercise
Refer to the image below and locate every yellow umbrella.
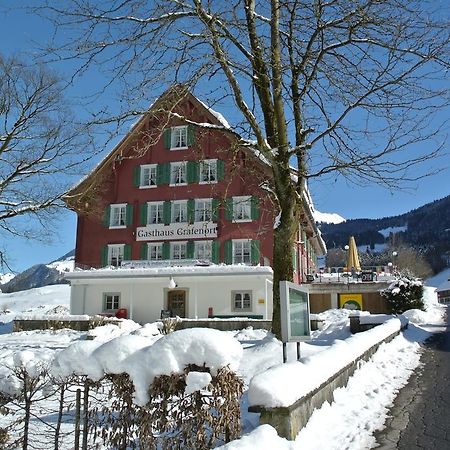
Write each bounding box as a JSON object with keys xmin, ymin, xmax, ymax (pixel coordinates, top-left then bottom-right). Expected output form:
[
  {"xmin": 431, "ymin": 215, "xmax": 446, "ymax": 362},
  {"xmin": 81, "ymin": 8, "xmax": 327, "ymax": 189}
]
[{"xmin": 346, "ymin": 236, "xmax": 361, "ymax": 272}]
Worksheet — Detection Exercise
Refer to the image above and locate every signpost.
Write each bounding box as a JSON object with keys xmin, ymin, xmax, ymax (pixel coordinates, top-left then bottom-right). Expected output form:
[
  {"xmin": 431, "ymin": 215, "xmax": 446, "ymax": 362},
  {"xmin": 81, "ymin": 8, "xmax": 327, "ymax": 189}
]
[{"xmin": 280, "ymin": 281, "xmax": 311, "ymax": 362}]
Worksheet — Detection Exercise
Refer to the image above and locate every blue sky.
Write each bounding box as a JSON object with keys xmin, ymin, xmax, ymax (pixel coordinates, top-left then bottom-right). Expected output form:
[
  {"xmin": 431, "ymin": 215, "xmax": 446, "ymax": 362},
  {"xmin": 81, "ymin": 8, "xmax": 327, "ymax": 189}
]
[{"xmin": 1, "ymin": 2, "xmax": 449, "ymax": 273}]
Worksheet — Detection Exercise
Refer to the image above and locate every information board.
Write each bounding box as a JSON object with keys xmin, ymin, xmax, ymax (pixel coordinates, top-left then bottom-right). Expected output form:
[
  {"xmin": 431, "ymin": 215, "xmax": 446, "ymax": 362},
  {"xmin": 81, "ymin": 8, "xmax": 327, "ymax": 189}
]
[{"xmin": 280, "ymin": 281, "xmax": 311, "ymax": 342}]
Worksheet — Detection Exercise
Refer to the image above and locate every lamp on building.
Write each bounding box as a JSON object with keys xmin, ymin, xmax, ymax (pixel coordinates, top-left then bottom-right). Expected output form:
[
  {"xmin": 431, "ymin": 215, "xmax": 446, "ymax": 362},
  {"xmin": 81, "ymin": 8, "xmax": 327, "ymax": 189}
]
[{"xmin": 168, "ymin": 277, "xmax": 177, "ymax": 289}]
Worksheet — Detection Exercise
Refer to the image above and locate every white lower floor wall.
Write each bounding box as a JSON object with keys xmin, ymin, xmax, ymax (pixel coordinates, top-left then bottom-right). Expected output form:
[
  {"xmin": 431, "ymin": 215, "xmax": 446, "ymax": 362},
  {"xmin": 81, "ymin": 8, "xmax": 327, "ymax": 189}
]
[{"xmin": 68, "ymin": 270, "xmax": 273, "ymax": 324}]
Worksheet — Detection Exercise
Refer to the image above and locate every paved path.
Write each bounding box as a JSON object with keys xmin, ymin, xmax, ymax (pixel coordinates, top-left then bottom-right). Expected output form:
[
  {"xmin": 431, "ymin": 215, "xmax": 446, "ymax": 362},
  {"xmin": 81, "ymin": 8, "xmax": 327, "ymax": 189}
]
[{"xmin": 375, "ymin": 309, "xmax": 450, "ymax": 449}]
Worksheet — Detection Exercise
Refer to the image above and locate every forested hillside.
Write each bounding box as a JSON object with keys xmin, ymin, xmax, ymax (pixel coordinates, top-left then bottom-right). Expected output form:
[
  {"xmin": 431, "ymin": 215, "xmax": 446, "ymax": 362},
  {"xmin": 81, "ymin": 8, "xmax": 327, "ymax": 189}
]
[{"xmin": 319, "ymin": 195, "xmax": 450, "ymax": 273}]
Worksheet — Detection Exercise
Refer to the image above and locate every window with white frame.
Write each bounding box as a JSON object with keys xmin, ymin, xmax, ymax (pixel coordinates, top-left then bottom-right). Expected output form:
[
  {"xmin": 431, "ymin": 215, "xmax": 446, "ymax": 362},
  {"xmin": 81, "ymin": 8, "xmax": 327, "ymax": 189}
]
[
  {"xmin": 199, "ymin": 159, "xmax": 217, "ymax": 183},
  {"xmin": 172, "ymin": 201, "xmax": 187, "ymax": 223},
  {"xmin": 195, "ymin": 241, "xmax": 212, "ymax": 261},
  {"xmin": 232, "ymin": 196, "xmax": 251, "ymax": 222},
  {"xmin": 147, "ymin": 201, "xmax": 164, "ymax": 225},
  {"xmin": 233, "ymin": 240, "xmax": 251, "ymax": 264},
  {"xmin": 148, "ymin": 243, "xmax": 163, "ymax": 261},
  {"xmin": 110, "ymin": 204, "xmax": 127, "ymax": 228},
  {"xmin": 103, "ymin": 293, "xmax": 120, "ymax": 311},
  {"xmin": 171, "ymin": 241, "xmax": 187, "ymax": 260},
  {"xmin": 108, "ymin": 244, "xmax": 125, "ymax": 267},
  {"xmin": 140, "ymin": 164, "xmax": 157, "ymax": 188},
  {"xmin": 170, "ymin": 161, "xmax": 187, "ymax": 185},
  {"xmin": 195, "ymin": 198, "xmax": 212, "ymax": 222},
  {"xmin": 171, "ymin": 126, "xmax": 188, "ymax": 149},
  {"xmin": 232, "ymin": 291, "xmax": 252, "ymax": 311}
]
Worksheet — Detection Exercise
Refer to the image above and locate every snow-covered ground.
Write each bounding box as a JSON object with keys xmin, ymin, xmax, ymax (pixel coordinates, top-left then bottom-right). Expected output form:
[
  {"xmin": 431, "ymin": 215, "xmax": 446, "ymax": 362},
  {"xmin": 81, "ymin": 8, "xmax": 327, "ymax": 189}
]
[{"xmin": 0, "ymin": 279, "xmax": 446, "ymax": 449}]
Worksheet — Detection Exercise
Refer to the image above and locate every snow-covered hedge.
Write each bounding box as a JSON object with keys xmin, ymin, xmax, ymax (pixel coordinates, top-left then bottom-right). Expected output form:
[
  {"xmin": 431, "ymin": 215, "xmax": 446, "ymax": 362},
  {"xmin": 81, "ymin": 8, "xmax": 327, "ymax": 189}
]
[{"xmin": 381, "ymin": 277, "xmax": 424, "ymax": 314}]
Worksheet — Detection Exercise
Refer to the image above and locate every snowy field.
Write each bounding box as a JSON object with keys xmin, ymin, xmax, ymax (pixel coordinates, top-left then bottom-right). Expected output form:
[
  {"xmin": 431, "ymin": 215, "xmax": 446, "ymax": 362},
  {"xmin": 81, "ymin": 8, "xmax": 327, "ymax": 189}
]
[{"xmin": 0, "ymin": 280, "xmax": 446, "ymax": 449}]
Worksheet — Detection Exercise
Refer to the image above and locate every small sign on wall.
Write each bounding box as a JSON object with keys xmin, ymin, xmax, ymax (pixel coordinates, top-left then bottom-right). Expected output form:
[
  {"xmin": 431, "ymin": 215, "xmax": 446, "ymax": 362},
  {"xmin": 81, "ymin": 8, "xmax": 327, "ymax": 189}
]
[
  {"xmin": 339, "ymin": 293, "xmax": 363, "ymax": 310},
  {"xmin": 258, "ymin": 298, "xmax": 265, "ymax": 304},
  {"xmin": 280, "ymin": 281, "xmax": 311, "ymax": 342}
]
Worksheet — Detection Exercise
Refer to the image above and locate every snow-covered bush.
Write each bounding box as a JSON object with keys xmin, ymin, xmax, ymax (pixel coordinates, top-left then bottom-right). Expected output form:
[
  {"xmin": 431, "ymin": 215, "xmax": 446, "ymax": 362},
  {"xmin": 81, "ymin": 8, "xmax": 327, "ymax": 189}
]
[{"xmin": 381, "ymin": 276, "xmax": 424, "ymax": 314}]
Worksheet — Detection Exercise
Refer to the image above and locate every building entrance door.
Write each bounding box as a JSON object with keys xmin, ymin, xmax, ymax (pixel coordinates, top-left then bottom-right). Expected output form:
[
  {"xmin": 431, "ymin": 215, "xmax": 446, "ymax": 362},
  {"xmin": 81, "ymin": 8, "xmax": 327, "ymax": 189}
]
[{"xmin": 168, "ymin": 290, "xmax": 186, "ymax": 317}]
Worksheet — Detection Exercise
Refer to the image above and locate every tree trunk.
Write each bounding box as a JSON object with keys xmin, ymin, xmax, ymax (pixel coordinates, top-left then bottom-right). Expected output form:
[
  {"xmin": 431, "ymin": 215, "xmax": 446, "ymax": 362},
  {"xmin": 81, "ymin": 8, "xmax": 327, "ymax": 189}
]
[{"xmin": 271, "ymin": 183, "xmax": 300, "ymax": 338}]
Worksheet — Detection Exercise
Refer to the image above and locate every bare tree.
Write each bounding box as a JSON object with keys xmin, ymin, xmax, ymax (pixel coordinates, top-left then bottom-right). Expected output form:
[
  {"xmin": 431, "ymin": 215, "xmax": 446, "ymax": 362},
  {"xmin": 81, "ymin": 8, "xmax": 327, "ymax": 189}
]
[
  {"xmin": 0, "ymin": 54, "xmax": 93, "ymax": 265},
  {"xmin": 35, "ymin": 0, "xmax": 449, "ymax": 336}
]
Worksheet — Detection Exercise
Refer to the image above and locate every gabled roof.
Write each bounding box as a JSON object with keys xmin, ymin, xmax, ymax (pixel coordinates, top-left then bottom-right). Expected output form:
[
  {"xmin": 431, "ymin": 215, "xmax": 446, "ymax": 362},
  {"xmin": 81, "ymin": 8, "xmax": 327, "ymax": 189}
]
[{"xmin": 63, "ymin": 86, "xmax": 235, "ymax": 204}]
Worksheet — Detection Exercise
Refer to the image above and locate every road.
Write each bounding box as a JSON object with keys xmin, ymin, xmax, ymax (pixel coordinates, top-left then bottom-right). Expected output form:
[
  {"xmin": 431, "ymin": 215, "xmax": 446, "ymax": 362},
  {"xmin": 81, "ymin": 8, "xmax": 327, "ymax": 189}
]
[{"xmin": 375, "ymin": 308, "xmax": 450, "ymax": 449}]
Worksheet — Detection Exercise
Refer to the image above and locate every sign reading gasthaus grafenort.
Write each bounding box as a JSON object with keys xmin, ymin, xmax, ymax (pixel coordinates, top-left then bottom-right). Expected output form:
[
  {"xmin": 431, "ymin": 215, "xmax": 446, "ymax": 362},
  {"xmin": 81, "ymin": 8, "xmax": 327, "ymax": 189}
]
[{"xmin": 136, "ymin": 222, "xmax": 218, "ymax": 241}]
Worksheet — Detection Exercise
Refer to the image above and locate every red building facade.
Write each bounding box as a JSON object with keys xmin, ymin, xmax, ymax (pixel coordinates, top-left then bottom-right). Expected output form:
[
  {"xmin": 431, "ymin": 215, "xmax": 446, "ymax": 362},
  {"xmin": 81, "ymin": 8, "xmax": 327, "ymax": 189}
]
[{"xmin": 66, "ymin": 90, "xmax": 324, "ymax": 284}]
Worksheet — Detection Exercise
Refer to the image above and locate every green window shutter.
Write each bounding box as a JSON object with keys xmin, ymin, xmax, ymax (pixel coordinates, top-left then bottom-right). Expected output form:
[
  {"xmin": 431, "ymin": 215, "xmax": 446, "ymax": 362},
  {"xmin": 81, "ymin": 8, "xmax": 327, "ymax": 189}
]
[
  {"xmin": 126, "ymin": 204, "xmax": 134, "ymax": 227},
  {"xmin": 163, "ymin": 201, "xmax": 171, "ymax": 225},
  {"xmin": 124, "ymin": 244, "xmax": 132, "ymax": 261},
  {"xmin": 224, "ymin": 198, "xmax": 233, "ymax": 221},
  {"xmin": 101, "ymin": 246, "xmax": 108, "ymax": 267},
  {"xmin": 211, "ymin": 241, "xmax": 220, "ymax": 264},
  {"xmin": 140, "ymin": 243, "xmax": 148, "ymax": 260},
  {"xmin": 156, "ymin": 163, "xmax": 170, "ymax": 185},
  {"xmin": 186, "ymin": 241, "xmax": 195, "ymax": 259},
  {"xmin": 187, "ymin": 161, "xmax": 199, "ymax": 183},
  {"xmin": 133, "ymin": 166, "xmax": 141, "ymax": 187},
  {"xmin": 140, "ymin": 203, "xmax": 148, "ymax": 226},
  {"xmin": 187, "ymin": 125, "xmax": 195, "ymax": 146},
  {"xmin": 103, "ymin": 206, "xmax": 111, "ymax": 227},
  {"xmin": 163, "ymin": 128, "xmax": 171, "ymax": 149},
  {"xmin": 187, "ymin": 199, "xmax": 195, "ymax": 224},
  {"xmin": 162, "ymin": 242, "xmax": 170, "ymax": 260},
  {"xmin": 251, "ymin": 240, "xmax": 260, "ymax": 265},
  {"xmin": 251, "ymin": 196, "xmax": 260, "ymax": 220},
  {"xmin": 212, "ymin": 199, "xmax": 219, "ymax": 222},
  {"xmin": 224, "ymin": 240, "xmax": 233, "ymax": 265},
  {"xmin": 217, "ymin": 159, "xmax": 225, "ymax": 181}
]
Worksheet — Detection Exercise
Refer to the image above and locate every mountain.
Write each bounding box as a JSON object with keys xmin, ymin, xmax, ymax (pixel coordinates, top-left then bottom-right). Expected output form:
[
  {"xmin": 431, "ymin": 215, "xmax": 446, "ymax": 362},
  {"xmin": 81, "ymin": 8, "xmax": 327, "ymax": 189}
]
[
  {"xmin": 0, "ymin": 251, "xmax": 75, "ymax": 293},
  {"xmin": 318, "ymin": 194, "xmax": 450, "ymax": 272},
  {"xmin": 313, "ymin": 210, "xmax": 346, "ymax": 224}
]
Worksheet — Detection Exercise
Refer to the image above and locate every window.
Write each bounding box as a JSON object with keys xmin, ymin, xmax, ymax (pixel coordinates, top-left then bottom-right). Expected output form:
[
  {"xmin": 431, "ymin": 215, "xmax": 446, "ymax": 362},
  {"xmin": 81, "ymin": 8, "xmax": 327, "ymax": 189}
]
[
  {"xmin": 200, "ymin": 159, "xmax": 217, "ymax": 183},
  {"xmin": 170, "ymin": 161, "xmax": 187, "ymax": 185},
  {"xmin": 140, "ymin": 164, "xmax": 157, "ymax": 188},
  {"xmin": 148, "ymin": 243, "xmax": 163, "ymax": 261},
  {"xmin": 103, "ymin": 293, "xmax": 120, "ymax": 311},
  {"xmin": 232, "ymin": 291, "xmax": 252, "ymax": 311},
  {"xmin": 233, "ymin": 240, "xmax": 251, "ymax": 264},
  {"xmin": 172, "ymin": 201, "xmax": 187, "ymax": 223},
  {"xmin": 108, "ymin": 244, "xmax": 125, "ymax": 267},
  {"xmin": 195, "ymin": 241, "xmax": 212, "ymax": 260},
  {"xmin": 171, "ymin": 126, "xmax": 188, "ymax": 149},
  {"xmin": 110, "ymin": 204, "xmax": 127, "ymax": 228},
  {"xmin": 195, "ymin": 198, "xmax": 212, "ymax": 222},
  {"xmin": 232, "ymin": 196, "xmax": 251, "ymax": 222},
  {"xmin": 147, "ymin": 202, "xmax": 164, "ymax": 225},
  {"xmin": 171, "ymin": 242, "xmax": 187, "ymax": 260}
]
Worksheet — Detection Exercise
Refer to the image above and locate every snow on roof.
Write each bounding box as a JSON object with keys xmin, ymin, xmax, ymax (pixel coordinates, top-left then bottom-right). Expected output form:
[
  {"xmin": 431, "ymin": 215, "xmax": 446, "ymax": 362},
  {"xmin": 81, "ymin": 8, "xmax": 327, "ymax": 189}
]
[
  {"xmin": 196, "ymin": 99, "xmax": 231, "ymax": 129},
  {"xmin": 66, "ymin": 264, "xmax": 273, "ymax": 280},
  {"xmin": 436, "ymin": 278, "xmax": 450, "ymax": 292}
]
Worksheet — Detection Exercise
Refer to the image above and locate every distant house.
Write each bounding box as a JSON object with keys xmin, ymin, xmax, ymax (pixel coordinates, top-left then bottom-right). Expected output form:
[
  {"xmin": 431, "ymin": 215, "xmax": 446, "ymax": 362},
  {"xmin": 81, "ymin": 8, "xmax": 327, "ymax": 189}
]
[
  {"xmin": 436, "ymin": 278, "xmax": 450, "ymax": 303},
  {"xmin": 64, "ymin": 88, "xmax": 325, "ymax": 323}
]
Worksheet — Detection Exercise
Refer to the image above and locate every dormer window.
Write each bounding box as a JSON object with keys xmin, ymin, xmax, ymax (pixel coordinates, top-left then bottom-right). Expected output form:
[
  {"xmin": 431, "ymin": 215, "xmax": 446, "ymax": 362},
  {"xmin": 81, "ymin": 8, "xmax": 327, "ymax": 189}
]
[
  {"xmin": 171, "ymin": 126, "xmax": 188, "ymax": 149},
  {"xmin": 163, "ymin": 125, "xmax": 195, "ymax": 150}
]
